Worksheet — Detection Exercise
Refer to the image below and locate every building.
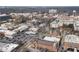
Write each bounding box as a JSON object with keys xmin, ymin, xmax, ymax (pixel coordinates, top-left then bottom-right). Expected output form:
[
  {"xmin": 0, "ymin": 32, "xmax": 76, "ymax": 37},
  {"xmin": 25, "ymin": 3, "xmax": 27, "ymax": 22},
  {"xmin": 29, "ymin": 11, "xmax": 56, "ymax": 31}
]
[
  {"xmin": 4, "ymin": 30, "xmax": 16, "ymax": 38},
  {"xmin": 0, "ymin": 14, "xmax": 12, "ymax": 22},
  {"xmin": 63, "ymin": 35, "xmax": 79, "ymax": 52},
  {"xmin": 25, "ymin": 27, "xmax": 39, "ymax": 35},
  {"xmin": 62, "ymin": 18, "xmax": 74, "ymax": 25},
  {"xmin": 31, "ymin": 36, "xmax": 60, "ymax": 52},
  {"xmin": 0, "ymin": 26, "xmax": 17, "ymax": 38},
  {"xmin": 50, "ymin": 19, "xmax": 63, "ymax": 28},
  {"xmin": 10, "ymin": 13, "xmax": 31, "ymax": 17},
  {"xmin": 25, "ymin": 31, "xmax": 37, "ymax": 35},
  {"xmin": 29, "ymin": 27, "xmax": 39, "ymax": 32},
  {"xmin": 74, "ymin": 20, "xmax": 79, "ymax": 31},
  {"xmin": 0, "ymin": 27, "xmax": 6, "ymax": 37},
  {"xmin": 16, "ymin": 24, "xmax": 28, "ymax": 32},
  {"xmin": 1, "ymin": 22, "xmax": 16, "ymax": 30},
  {"xmin": 0, "ymin": 42, "xmax": 19, "ymax": 52},
  {"xmin": 13, "ymin": 24, "xmax": 28, "ymax": 32},
  {"xmin": 49, "ymin": 9, "xmax": 57, "ymax": 14},
  {"xmin": 57, "ymin": 15, "xmax": 74, "ymax": 25}
]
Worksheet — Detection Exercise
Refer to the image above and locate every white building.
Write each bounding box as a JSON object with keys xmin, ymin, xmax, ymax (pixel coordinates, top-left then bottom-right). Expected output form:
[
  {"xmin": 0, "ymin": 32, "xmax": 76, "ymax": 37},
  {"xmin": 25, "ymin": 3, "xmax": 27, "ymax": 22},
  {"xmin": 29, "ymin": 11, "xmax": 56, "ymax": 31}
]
[
  {"xmin": 57, "ymin": 16, "xmax": 74, "ymax": 25},
  {"xmin": 18, "ymin": 24, "xmax": 28, "ymax": 32},
  {"xmin": 62, "ymin": 18, "xmax": 74, "ymax": 25},
  {"xmin": 10, "ymin": 13, "xmax": 31, "ymax": 17},
  {"xmin": 50, "ymin": 19, "xmax": 63, "ymax": 28},
  {"xmin": 1, "ymin": 23, "xmax": 14, "ymax": 30},
  {"xmin": 49, "ymin": 9, "xmax": 57, "ymax": 14},
  {"xmin": 4, "ymin": 30, "xmax": 16, "ymax": 38},
  {"xmin": 25, "ymin": 27, "xmax": 39, "ymax": 35},
  {"xmin": 0, "ymin": 27, "xmax": 6, "ymax": 32},
  {"xmin": 43, "ymin": 36, "xmax": 60, "ymax": 42},
  {"xmin": 0, "ymin": 42, "xmax": 19, "ymax": 52},
  {"xmin": 74, "ymin": 20, "xmax": 79, "ymax": 31},
  {"xmin": 0, "ymin": 27, "xmax": 16, "ymax": 38},
  {"xmin": 25, "ymin": 31, "xmax": 37, "ymax": 35},
  {"xmin": 64, "ymin": 35, "xmax": 79, "ymax": 44},
  {"xmin": 13, "ymin": 24, "xmax": 28, "ymax": 32},
  {"xmin": 29, "ymin": 27, "xmax": 39, "ymax": 32}
]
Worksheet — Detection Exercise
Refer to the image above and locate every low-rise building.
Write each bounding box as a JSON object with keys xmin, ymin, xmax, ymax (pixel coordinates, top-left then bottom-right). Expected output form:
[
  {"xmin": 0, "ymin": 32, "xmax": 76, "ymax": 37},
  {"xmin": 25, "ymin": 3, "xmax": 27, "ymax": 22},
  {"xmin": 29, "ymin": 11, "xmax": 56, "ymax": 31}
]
[
  {"xmin": 25, "ymin": 31, "xmax": 37, "ymax": 35},
  {"xmin": 4, "ymin": 30, "xmax": 16, "ymax": 38},
  {"xmin": 49, "ymin": 9, "xmax": 57, "ymax": 14},
  {"xmin": 57, "ymin": 15, "xmax": 74, "ymax": 25},
  {"xmin": 13, "ymin": 24, "xmax": 28, "ymax": 32},
  {"xmin": 63, "ymin": 35, "xmax": 79, "ymax": 52},
  {"xmin": 50, "ymin": 19, "xmax": 63, "ymax": 28},
  {"xmin": 0, "ymin": 42, "xmax": 19, "ymax": 52},
  {"xmin": 29, "ymin": 27, "xmax": 39, "ymax": 32},
  {"xmin": 0, "ymin": 26, "xmax": 17, "ymax": 38},
  {"xmin": 32, "ymin": 36, "xmax": 60, "ymax": 52},
  {"xmin": 1, "ymin": 22, "xmax": 15, "ymax": 30},
  {"xmin": 25, "ymin": 27, "xmax": 39, "ymax": 35},
  {"xmin": 0, "ymin": 27, "xmax": 5, "ymax": 37},
  {"xmin": 74, "ymin": 20, "xmax": 79, "ymax": 31},
  {"xmin": 0, "ymin": 14, "xmax": 12, "ymax": 22}
]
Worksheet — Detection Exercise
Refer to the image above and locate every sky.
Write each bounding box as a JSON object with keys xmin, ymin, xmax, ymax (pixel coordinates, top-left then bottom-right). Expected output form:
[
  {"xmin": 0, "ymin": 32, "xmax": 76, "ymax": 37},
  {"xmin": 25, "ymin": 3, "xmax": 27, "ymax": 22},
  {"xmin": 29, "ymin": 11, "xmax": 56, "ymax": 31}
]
[{"xmin": 0, "ymin": 0, "xmax": 79, "ymax": 6}]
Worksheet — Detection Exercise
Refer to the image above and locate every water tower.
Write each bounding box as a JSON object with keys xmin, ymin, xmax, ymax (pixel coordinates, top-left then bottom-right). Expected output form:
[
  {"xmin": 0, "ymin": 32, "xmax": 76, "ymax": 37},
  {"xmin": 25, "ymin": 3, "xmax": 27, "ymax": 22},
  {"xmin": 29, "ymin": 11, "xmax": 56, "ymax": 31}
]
[{"xmin": 73, "ymin": 10, "xmax": 76, "ymax": 16}]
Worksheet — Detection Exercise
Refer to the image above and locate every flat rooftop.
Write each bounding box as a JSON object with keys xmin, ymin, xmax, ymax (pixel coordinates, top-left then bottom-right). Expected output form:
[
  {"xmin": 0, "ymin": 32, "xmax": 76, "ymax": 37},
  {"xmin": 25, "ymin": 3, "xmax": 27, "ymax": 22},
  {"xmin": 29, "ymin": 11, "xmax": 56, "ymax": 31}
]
[{"xmin": 0, "ymin": 42, "xmax": 19, "ymax": 52}]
